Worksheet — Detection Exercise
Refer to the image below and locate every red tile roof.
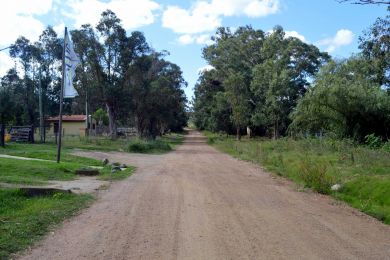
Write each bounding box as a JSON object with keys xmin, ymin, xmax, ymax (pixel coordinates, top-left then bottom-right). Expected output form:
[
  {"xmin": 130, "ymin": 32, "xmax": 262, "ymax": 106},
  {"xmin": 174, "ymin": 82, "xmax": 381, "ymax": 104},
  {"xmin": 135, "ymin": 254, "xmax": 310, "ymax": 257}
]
[{"xmin": 46, "ymin": 115, "xmax": 87, "ymax": 122}]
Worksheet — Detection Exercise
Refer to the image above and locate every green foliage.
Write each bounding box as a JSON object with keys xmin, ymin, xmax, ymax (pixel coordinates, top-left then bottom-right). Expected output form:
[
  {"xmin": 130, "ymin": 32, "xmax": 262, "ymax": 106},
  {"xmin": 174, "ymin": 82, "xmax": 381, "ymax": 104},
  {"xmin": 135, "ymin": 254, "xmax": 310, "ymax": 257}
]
[
  {"xmin": 382, "ymin": 140, "xmax": 390, "ymax": 152},
  {"xmin": 0, "ymin": 142, "xmax": 102, "ymax": 165},
  {"xmin": 365, "ymin": 134, "xmax": 383, "ymax": 149},
  {"xmin": 127, "ymin": 138, "xmax": 172, "ymax": 153},
  {"xmin": 335, "ymin": 177, "xmax": 390, "ymax": 224},
  {"xmin": 298, "ymin": 160, "xmax": 334, "ymax": 194},
  {"xmin": 205, "ymin": 132, "xmax": 390, "ymax": 224},
  {"xmin": 194, "ymin": 25, "xmax": 328, "ymax": 139},
  {"xmin": 290, "ymin": 58, "xmax": 390, "ymax": 141},
  {"xmin": 93, "ymin": 108, "xmax": 109, "ymax": 126},
  {"xmin": 127, "ymin": 54, "xmax": 188, "ymax": 138},
  {"xmin": 0, "ymin": 189, "xmax": 93, "ymax": 259},
  {"xmin": 358, "ymin": 9, "xmax": 390, "ymax": 88},
  {"xmin": 1, "ymin": 11, "xmax": 187, "ymax": 139},
  {"xmin": 0, "ymin": 158, "xmax": 78, "ymax": 185},
  {"xmin": 126, "ymin": 134, "xmax": 184, "ymax": 153}
]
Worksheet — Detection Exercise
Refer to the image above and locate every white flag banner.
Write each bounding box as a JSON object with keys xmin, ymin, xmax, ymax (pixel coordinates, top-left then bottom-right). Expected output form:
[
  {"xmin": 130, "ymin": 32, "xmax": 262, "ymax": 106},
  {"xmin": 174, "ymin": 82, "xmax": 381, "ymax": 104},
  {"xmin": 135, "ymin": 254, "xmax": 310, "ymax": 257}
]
[{"xmin": 64, "ymin": 31, "xmax": 80, "ymax": 98}]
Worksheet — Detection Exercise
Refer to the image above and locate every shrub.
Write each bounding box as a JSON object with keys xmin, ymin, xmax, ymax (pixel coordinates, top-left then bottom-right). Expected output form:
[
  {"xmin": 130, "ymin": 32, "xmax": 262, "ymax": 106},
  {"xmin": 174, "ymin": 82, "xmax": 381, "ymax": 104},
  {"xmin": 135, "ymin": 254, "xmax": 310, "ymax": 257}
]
[
  {"xmin": 365, "ymin": 134, "xmax": 382, "ymax": 149},
  {"xmin": 382, "ymin": 140, "xmax": 390, "ymax": 153},
  {"xmin": 127, "ymin": 138, "xmax": 171, "ymax": 153},
  {"xmin": 298, "ymin": 160, "xmax": 334, "ymax": 194}
]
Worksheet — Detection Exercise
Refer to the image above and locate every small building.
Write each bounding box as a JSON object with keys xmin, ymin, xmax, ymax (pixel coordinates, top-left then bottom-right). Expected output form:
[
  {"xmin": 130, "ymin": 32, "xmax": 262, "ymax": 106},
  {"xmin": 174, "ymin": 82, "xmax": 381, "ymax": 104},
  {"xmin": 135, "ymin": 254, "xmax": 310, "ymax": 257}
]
[{"xmin": 46, "ymin": 115, "xmax": 96, "ymax": 137}]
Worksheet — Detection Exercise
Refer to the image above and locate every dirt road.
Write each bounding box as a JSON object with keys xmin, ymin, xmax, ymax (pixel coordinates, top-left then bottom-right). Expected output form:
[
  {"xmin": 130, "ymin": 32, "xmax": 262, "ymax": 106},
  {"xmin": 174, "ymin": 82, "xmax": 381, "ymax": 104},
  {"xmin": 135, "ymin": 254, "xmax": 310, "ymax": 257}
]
[{"xmin": 20, "ymin": 130, "xmax": 390, "ymax": 260}]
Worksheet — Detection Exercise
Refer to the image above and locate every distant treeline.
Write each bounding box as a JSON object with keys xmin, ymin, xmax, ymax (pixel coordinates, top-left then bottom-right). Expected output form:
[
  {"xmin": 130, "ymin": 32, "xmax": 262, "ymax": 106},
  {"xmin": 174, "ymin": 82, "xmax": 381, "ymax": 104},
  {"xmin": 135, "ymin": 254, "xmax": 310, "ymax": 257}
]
[
  {"xmin": 0, "ymin": 10, "xmax": 188, "ymax": 139},
  {"xmin": 192, "ymin": 10, "xmax": 389, "ymax": 142}
]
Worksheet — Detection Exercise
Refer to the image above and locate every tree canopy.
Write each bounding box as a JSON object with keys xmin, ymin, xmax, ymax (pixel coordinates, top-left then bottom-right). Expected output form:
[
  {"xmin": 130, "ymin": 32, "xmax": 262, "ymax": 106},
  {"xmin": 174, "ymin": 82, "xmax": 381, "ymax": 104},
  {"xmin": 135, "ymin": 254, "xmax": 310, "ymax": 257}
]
[{"xmin": 0, "ymin": 10, "xmax": 187, "ymax": 139}]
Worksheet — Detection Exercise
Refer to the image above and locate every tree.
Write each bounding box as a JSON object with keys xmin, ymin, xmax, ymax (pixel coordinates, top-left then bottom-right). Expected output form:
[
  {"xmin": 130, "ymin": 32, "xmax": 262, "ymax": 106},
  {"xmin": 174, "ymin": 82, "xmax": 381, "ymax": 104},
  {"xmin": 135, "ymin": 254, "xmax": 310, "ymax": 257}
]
[
  {"xmin": 195, "ymin": 25, "xmax": 328, "ymax": 139},
  {"xmin": 71, "ymin": 10, "xmax": 152, "ymax": 137},
  {"xmin": 225, "ymin": 72, "xmax": 250, "ymax": 140},
  {"xmin": 290, "ymin": 58, "xmax": 390, "ymax": 140},
  {"xmin": 37, "ymin": 27, "xmax": 62, "ymax": 117},
  {"xmin": 251, "ymin": 26, "xmax": 329, "ymax": 138},
  {"xmin": 358, "ymin": 9, "xmax": 390, "ymax": 88},
  {"xmin": 126, "ymin": 53, "xmax": 187, "ymax": 138},
  {"xmin": 93, "ymin": 108, "xmax": 109, "ymax": 126},
  {"xmin": 202, "ymin": 26, "xmax": 264, "ymax": 139},
  {"xmin": 9, "ymin": 37, "xmax": 37, "ymax": 125},
  {"xmin": 193, "ymin": 70, "xmax": 228, "ymax": 131}
]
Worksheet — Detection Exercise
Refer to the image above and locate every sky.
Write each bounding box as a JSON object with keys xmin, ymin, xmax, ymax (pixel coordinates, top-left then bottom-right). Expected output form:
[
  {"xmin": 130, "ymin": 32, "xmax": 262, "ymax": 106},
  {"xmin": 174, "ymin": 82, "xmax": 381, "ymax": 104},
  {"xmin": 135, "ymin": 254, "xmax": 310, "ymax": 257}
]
[{"xmin": 0, "ymin": 0, "xmax": 388, "ymax": 101}]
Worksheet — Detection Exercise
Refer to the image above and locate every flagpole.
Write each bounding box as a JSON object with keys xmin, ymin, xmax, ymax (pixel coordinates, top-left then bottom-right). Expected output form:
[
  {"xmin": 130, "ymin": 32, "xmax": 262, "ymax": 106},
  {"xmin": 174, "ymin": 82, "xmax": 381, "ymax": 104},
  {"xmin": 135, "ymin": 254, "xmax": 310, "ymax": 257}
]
[{"xmin": 57, "ymin": 27, "xmax": 67, "ymax": 163}]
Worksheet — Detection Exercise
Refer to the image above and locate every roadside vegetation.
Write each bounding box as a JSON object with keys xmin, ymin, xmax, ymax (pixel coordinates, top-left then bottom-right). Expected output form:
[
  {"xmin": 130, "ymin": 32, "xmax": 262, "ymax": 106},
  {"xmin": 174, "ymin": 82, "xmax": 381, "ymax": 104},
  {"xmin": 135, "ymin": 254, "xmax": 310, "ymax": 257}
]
[
  {"xmin": 205, "ymin": 132, "xmax": 390, "ymax": 224},
  {"xmin": 127, "ymin": 133, "xmax": 185, "ymax": 153},
  {"xmin": 0, "ymin": 189, "xmax": 93, "ymax": 259}
]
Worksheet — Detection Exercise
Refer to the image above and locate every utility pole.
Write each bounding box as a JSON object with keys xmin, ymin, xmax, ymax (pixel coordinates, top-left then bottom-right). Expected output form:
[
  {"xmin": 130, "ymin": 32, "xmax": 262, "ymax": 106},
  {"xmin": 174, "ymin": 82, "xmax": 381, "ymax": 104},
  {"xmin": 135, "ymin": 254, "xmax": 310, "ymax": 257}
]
[
  {"xmin": 57, "ymin": 27, "xmax": 67, "ymax": 163},
  {"xmin": 39, "ymin": 66, "xmax": 44, "ymax": 143},
  {"xmin": 85, "ymin": 88, "xmax": 89, "ymax": 136}
]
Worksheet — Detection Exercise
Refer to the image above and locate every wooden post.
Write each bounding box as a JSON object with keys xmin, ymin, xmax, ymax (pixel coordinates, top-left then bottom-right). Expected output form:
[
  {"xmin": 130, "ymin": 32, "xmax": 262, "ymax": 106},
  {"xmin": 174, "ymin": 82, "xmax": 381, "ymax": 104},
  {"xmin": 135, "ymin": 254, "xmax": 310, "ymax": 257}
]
[
  {"xmin": 57, "ymin": 27, "xmax": 67, "ymax": 163},
  {"xmin": 0, "ymin": 124, "xmax": 5, "ymax": 147},
  {"xmin": 30, "ymin": 125, "xmax": 35, "ymax": 143}
]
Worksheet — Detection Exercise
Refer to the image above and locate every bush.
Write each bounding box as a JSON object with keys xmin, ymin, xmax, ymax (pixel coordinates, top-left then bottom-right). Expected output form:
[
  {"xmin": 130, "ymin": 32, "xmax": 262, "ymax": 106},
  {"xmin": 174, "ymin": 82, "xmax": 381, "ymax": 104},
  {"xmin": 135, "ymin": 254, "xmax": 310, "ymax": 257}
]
[
  {"xmin": 365, "ymin": 134, "xmax": 382, "ymax": 149},
  {"xmin": 298, "ymin": 160, "xmax": 334, "ymax": 194},
  {"xmin": 127, "ymin": 138, "xmax": 172, "ymax": 153},
  {"xmin": 382, "ymin": 140, "xmax": 390, "ymax": 152}
]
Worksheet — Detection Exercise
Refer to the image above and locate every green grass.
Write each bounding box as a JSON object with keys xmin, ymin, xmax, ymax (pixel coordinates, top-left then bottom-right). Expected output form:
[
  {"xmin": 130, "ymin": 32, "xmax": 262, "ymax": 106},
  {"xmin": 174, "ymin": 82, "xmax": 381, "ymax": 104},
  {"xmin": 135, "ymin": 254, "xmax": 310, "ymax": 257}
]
[
  {"xmin": 204, "ymin": 131, "xmax": 390, "ymax": 224},
  {"xmin": 3, "ymin": 133, "xmax": 185, "ymax": 156},
  {"xmin": 0, "ymin": 189, "xmax": 93, "ymax": 259},
  {"xmin": 0, "ymin": 142, "xmax": 101, "ymax": 165},
  {"xmin": 97, "ymin": 166, "xmax": 135, "ymax": 181},
  {"xmin": 63, "ymin": 136, "xmax": 130, "ymax": 152},
  {"xmin": 0, "ymin": 158, "xmax": 79, "ymax": 185},
  {"xmin": 127, "ymin": 134, "xmax": 185, "ymax": 154}
]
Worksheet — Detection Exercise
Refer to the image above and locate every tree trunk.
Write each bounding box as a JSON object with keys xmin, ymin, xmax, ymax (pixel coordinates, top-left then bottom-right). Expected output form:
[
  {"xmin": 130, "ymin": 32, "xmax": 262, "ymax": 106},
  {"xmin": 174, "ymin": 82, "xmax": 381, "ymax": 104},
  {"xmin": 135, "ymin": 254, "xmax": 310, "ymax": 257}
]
[
  {"xmin": 236, "ymin": 126, "xmax": 241, "ymax": 141},
  {"xmin": 106, "ymin": 103, "xmax": 117, "ymax": 138}
]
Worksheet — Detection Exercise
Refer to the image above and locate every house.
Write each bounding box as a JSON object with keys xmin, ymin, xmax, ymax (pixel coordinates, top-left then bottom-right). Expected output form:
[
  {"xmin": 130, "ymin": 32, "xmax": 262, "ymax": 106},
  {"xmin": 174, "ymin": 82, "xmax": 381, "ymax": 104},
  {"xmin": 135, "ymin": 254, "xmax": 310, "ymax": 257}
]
[{"xmin": 46, "ymin": 115, "xmax": 96, "ymax": 137}]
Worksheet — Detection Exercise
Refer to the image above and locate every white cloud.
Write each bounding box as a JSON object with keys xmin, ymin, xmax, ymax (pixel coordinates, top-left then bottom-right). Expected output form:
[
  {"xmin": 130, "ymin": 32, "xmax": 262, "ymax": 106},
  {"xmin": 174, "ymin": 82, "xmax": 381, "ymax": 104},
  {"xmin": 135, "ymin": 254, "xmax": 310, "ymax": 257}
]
[
  {"xmin": 53, "ymin": 22, "xmax": 66, "ymax": 36},
  {"xmin": 285, "ymin": 31, "xmax": 306, "ymax": 42},
  {"xmin": 178, "ymin": 34, "xmax": 195, "ymax": 45},
  {"xmin": 0, "ymin": 0, "xmax": 52, "ymax": 46},
  {"xmin": 6, "ymin": 0, "xmax": 53, "ymax": 16},
  {"xmin": 178, "ymin": 34, "xmax": 214, "ymax": 45},
  {"xmin": 0, "ymin": 0, "xmax": 53, "ymax": 76},
  {"xmin": 65, "ymin": 0, "xmax": 160, "ymax": 30},
  {"xmin": 197, "ymin": 65, "xmax": 215, "ymax": 74},
  {"xmin": 267, "ymin": 29, "xmax": 307, "ymax": 42},
  {"xmin": 0, "ymin": 52, "xmax": 15, "ymax": 76},
  {"xmin": 163, "ymin": 5, "xmax": 221, "ymax": 34},
  {"xmin": 196, "ymin": 34, "xmax": 214, "ymax": 45},
  {"xmin": 162, "ymin": 0, "xmax": 280, "ymax": 34},
  {"xmin": 317, "ymin": 29, "xmax": 354, "ymax": 53}
]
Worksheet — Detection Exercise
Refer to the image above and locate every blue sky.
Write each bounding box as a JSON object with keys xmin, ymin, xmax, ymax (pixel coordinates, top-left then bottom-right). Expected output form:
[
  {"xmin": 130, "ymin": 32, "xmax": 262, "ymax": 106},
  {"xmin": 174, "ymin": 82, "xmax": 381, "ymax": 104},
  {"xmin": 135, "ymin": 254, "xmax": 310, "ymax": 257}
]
[{"xmin": 0, "ymin": 0, "xmax": 388, "ymax": 101}]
